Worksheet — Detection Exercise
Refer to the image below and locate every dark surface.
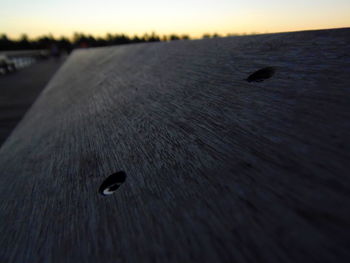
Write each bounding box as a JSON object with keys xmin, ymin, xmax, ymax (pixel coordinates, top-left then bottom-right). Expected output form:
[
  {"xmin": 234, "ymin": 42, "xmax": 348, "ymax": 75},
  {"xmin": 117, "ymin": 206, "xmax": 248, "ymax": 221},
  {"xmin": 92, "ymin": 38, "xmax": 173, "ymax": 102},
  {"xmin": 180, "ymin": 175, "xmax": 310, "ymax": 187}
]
[
  {"xmin": 0, "ymin": 58, "xmax": 64, "ymax": 145},
  {"xmin": 0, "ymin": 28, "xmax": 350, "ymax": 263},
  {"xmin": 246, "ymin": 66, "xmax": 276, "ymax": 82}
]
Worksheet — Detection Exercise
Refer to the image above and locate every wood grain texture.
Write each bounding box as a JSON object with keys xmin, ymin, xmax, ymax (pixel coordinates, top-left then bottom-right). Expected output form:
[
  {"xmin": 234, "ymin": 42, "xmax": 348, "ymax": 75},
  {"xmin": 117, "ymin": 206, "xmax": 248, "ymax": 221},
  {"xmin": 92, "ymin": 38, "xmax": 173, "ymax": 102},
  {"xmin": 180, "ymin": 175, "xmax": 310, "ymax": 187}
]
[{"xmin": 0, "ymin": 28, "xmax": 350, "ymax": 263}]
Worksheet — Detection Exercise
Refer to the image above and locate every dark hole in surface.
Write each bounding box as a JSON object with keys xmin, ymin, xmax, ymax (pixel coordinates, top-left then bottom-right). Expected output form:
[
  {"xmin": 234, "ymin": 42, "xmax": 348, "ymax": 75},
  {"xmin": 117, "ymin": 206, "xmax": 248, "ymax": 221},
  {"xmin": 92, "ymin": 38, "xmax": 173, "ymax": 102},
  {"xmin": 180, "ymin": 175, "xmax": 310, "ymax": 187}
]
[
  {"xmin": 246, "ymin": 67, "xmax": 276, "ymax": 82},
  {"xmin": 99, "ymin": 171, "xmax": 126, "ymax": 196}
]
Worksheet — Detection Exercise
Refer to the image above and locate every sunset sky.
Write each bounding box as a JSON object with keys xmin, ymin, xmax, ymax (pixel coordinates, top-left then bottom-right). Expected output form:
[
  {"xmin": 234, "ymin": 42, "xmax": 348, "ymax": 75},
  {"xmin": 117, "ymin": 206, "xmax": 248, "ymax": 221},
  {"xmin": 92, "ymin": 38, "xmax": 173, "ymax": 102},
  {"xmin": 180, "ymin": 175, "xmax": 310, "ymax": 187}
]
[{"xmin": 1, "ymin": 0, "xmax": 349, "ymax": 39}]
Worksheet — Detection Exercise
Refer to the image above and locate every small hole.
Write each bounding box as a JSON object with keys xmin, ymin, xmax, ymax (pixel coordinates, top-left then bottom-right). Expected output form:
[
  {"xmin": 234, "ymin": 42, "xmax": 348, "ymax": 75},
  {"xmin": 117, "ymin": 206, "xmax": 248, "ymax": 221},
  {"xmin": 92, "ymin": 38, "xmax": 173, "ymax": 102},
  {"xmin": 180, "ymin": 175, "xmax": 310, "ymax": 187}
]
[
  {"xmin": 246, "ymin": 67, "xmax": 275, "ymax": 82},
  {"xmin": 99, "ymin": 171, "xmax": 126, "ymax": 196}
]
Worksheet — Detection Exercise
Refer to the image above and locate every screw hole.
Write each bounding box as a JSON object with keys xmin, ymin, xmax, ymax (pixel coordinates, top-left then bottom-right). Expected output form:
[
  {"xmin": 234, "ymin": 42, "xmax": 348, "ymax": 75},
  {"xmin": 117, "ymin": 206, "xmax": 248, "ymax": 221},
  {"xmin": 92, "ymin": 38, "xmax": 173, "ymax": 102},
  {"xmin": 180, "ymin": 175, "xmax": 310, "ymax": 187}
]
[
  {"xmin": 99, "ymin": 171, "xmax": 126, "ymax": 196},
  {"xmin": 246, "ymin": 67, "xmax": 276, "ymax": 82}
]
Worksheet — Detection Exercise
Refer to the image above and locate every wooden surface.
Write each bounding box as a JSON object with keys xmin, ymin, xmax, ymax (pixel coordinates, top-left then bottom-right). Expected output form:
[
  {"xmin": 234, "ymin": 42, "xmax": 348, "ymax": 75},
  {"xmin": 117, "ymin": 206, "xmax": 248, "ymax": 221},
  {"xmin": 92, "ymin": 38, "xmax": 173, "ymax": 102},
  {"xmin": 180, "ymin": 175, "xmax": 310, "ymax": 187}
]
[{"xmin": 0, "ymin": 28, "xmax": 350, "ymax": 262}]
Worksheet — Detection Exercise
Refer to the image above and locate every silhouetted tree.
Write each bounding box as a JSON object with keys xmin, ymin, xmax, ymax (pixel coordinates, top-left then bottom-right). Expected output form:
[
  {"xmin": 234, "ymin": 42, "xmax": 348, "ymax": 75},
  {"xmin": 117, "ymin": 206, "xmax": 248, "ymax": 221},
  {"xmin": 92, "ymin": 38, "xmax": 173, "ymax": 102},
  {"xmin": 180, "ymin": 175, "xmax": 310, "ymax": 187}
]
[
  {"xmin": 0, "ymin": 34, "xmax": 13, "ymax": 50},
  {"xmin": 148, "ymin": 32, "xmax": 160, "ymax": 42},
  {"xmin": 58, "ymin": 37, "xmax": 73, "ymax": 53},
  {"xmin": 17, "ymin": 34, "xmax": 32, "ymax": 49},
  {"xmin": 112, "ymin": 34, "xmax": 130, "ymax": 45},
  {"xmin": 35, "ymin": 35, "xmax": 55, "ymax": 49},
  {"xmin": 132, "ymin": 35, "xmax": 142, "ymax": 43},
  {"xmin": 0, "ymin": 31, "xmax": 232, "ymax": 51},
  {"xmin": 169, "ymin": 34, "xmax": 180, "ymax": 41},
  {"xmin": 161, "ymin": 35, "xmax": 168, "ymax": 42},
  {"xmin": 202, "ymin": 33, "xmax": 211, "ymax": 38},
  {"xmin": 73, "ymin": 32, "xmax": 90, "ymax": 48}
]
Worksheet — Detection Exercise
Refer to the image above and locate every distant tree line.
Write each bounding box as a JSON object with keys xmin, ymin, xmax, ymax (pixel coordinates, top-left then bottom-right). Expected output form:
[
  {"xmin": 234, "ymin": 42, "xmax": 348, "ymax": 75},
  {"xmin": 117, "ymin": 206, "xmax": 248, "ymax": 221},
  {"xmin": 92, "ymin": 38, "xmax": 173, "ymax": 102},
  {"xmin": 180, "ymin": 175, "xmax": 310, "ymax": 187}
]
[{"xmin": 0, "ymin": 32, "xmax": 227, "ymax": 51}]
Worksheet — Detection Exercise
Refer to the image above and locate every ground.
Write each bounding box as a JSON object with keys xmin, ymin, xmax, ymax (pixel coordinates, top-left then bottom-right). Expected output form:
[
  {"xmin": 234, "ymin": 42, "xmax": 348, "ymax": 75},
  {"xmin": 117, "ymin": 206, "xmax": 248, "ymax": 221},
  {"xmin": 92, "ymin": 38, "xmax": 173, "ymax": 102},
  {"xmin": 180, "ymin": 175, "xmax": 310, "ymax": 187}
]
[{"xmin": 0, "ymin": 57, "xmax": 64, "ymax": 145}]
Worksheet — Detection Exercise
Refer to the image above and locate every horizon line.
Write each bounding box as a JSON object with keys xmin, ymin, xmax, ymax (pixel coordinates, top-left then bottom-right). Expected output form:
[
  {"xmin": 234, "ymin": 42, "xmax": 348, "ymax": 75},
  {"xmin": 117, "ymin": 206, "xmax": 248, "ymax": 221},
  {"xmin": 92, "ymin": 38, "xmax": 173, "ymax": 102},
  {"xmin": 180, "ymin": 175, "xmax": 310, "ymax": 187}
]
[{"xmin": 2, "ymin": 26, "xmax": 349, "ymax": 41}]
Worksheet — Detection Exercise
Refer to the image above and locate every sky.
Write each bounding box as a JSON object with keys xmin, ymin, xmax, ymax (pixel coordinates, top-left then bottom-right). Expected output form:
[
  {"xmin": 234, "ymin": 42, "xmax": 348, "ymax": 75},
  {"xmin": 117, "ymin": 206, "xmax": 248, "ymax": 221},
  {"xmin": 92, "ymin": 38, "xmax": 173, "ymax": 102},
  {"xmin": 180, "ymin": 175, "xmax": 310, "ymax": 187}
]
[{"xmin": 1, "ymin": 0, "xmax": 350, "ymax": 39}]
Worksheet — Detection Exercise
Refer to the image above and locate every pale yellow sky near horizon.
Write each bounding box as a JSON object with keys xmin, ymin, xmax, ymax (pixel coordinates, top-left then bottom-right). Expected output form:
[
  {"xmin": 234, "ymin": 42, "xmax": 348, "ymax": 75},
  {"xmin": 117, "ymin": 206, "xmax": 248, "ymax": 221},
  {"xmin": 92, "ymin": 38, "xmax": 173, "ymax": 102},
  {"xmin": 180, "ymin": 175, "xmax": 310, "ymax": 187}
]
[{"xmin": 1, "ymin": 0, "xmax": 350, "ymax": 39}]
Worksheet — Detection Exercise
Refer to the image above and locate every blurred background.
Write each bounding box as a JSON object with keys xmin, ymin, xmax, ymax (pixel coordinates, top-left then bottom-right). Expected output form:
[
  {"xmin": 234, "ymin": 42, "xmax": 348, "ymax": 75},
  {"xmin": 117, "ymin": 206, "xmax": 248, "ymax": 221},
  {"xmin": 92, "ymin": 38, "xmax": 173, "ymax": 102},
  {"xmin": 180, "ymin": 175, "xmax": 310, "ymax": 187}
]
[{"xmin": 1, "ymin": 0, "xmax": 350, "ymax": 51}]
